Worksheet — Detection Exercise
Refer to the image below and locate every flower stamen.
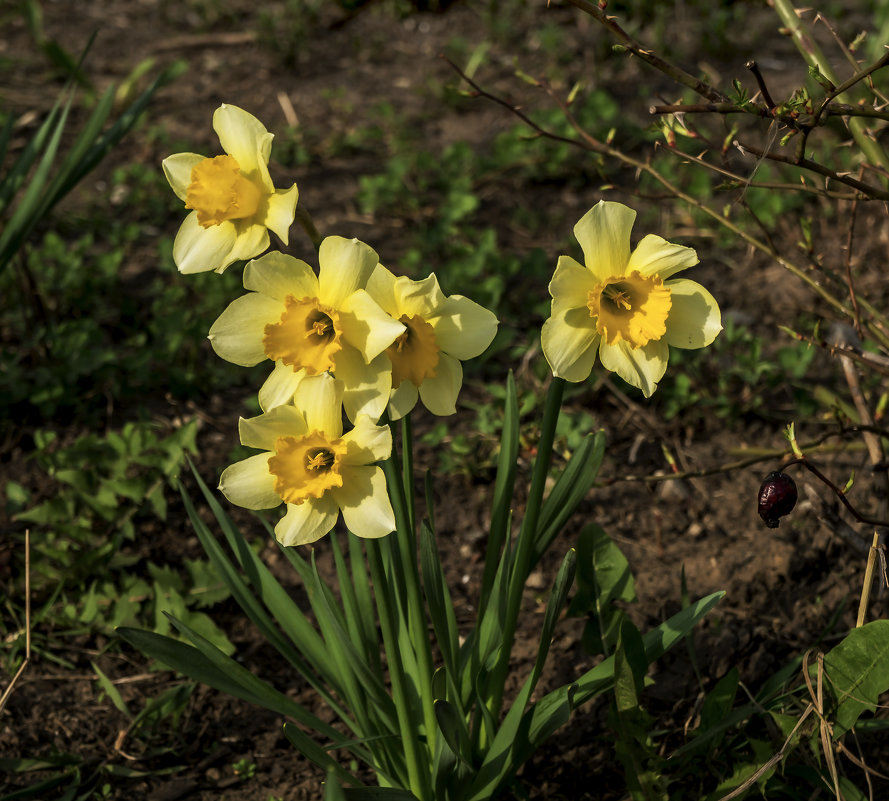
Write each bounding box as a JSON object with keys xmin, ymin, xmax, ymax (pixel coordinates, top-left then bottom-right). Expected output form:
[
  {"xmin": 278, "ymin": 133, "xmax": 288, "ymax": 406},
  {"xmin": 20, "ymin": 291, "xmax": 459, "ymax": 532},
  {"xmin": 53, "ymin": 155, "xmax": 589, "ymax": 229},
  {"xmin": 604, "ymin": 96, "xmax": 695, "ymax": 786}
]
[
  {"xmin": 263, "ymin": 296, "xmax": 343, "ymax": 375},
  {"xmin": 587, "ymin": 270, "xmax": 672, "ymax": 349},
  {"xmin": 387, "ymin": 314, "xmax": 440, "ymax": 388},
  {"xmin": 268, "ymin": 432, "xmax": 345, "ymax": 505}
]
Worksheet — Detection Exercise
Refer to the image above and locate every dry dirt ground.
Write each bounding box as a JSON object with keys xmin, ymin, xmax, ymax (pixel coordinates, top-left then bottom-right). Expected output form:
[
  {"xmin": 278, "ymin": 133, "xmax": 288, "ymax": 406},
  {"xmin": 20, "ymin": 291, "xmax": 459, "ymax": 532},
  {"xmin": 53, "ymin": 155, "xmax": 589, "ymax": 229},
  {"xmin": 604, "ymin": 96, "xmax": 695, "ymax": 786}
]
[{"xmin": 2, "ymin": 1, "xmax": 889, "ymax": 799}]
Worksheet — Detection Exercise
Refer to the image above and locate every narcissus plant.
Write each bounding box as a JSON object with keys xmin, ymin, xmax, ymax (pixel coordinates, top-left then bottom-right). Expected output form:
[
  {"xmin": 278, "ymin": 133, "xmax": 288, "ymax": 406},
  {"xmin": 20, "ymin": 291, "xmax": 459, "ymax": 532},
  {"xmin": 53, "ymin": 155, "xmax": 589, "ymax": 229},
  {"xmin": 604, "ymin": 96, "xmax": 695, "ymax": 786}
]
[
  {"xmin": 366, "ymin": 266, "xmax": 499, "ymax": 419},
  {"xmin": 541, "ymin": 200, "xmax": 721, "ymax": 396},
  {"xmin": 208, "ymin": 237, "xmax": 405, "ymax": 422},
  {"xmin": 162, "ymin": 104, "xmax": 298, "ymax": 274},
  {"xmin": 218, "ymin": 373, "xmax": 395, "ymax": 545}
]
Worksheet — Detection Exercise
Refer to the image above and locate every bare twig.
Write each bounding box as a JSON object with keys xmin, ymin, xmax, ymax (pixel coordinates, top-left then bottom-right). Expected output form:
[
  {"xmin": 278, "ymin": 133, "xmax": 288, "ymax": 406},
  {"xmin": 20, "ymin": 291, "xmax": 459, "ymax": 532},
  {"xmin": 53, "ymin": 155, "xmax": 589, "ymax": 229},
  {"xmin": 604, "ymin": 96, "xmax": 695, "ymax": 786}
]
[
  {"xmin": 745, "ymin": 60, "xmax": 777, "ymax": 111},
  {"xmin": 561, "ymin": 0, "xmax": 729, "ymax": 103}
]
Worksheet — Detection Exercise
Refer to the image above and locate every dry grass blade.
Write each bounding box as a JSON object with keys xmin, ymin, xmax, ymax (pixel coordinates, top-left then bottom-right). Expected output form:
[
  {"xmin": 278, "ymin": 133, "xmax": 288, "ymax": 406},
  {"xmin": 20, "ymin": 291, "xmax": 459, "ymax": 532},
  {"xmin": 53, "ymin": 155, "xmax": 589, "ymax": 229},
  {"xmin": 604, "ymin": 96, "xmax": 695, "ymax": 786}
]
[{"xmin": 0, "ymin": 530, "xmax": 30, "ymax": 715}]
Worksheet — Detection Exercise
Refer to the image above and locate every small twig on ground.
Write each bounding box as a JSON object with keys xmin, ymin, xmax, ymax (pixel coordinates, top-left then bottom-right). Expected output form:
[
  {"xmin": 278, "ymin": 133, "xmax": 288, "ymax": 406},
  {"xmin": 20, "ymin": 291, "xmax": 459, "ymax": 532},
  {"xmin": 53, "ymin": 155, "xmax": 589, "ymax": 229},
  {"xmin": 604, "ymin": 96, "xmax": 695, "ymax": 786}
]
[{"xmin": 0, "ymin": 530, "xmax": 31, "ymax": 715}]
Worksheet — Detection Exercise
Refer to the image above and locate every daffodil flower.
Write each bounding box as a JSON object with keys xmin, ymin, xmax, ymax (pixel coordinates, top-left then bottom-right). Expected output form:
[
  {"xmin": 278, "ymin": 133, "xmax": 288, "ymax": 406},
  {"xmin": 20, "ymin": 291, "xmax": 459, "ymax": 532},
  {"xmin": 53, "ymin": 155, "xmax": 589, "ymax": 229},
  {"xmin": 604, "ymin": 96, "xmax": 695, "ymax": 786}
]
[
  {"xmin": 208, "ymin": 237, "xmax": 406, "ymax": 421},
  {"xmin": 366, "ymin": 266, "xmax": 499, "ymax": 419},
  {"xmin": 162, "ymin": 104, "xmax": 298, "ymax": 274},
  {"xmin": 219, "ymin": 373, "xmax": 395, "ymax": 545},
  {"xmin": 541, "ymin": 200, "xmax": 721, "ymax": 397}
]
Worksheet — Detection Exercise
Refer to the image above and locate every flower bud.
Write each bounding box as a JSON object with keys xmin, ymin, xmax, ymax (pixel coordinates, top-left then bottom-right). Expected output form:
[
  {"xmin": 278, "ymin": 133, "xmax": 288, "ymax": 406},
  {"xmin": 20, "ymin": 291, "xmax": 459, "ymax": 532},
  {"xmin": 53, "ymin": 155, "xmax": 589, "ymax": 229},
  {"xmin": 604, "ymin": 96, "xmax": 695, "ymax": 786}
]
[{"xmin": 758, "ymin": 471, "xmax": 798, "ymax": 528}]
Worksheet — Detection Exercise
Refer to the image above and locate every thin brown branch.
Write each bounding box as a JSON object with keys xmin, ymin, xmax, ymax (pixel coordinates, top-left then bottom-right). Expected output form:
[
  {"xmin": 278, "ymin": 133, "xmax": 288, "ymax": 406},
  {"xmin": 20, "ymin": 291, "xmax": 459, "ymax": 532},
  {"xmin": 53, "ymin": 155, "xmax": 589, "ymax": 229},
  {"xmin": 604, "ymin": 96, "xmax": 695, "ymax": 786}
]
[
  {"xmin": 561, "ymin": 0, "xmax": 729, "ymax": 103},
  {"xmin": 734, "ymin": 138, "xmax": 889, "ymax": 200},
  {"xmin": 650, "ymin": 101, "xmax": 889, "ymax": 123},
  {"xmin": 661, "ymin": 143, "xmax": 863, "ymax": 199}
]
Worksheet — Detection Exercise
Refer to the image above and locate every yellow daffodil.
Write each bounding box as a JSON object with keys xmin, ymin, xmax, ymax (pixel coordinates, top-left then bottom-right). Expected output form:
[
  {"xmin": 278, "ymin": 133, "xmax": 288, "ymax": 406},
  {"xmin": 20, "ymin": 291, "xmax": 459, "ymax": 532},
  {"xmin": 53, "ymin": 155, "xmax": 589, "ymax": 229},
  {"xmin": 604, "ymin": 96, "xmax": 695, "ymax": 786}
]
[
  {"xmin": 542, "ymin": 200, "xmax": 721, "ymax": 397},
  {"xmin": 208, "ymin": 237, "xmax": 405, "ymax": 421},
  {"xmin": 366, "ymin": 266, "xmax": 499, "ymax": 419},
  {"xmin": 219, "ymin": 373, "xmax": 395, "ymax": 545},
  {"xmin": 162, "ymin": 104, "xmax": 298, "ymax": 274}
]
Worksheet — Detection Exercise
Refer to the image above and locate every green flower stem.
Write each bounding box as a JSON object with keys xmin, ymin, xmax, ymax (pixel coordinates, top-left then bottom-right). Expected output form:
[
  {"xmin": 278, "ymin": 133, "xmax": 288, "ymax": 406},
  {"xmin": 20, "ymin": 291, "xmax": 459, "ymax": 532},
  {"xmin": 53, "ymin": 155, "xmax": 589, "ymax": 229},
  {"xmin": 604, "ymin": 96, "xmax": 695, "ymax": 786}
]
[
  {"xmin": 294, "ymin": 206, "xmax": 323, "ymax": 250},
  {"xmin": 366, "ymin": 539, "xmax": 432, "ymax": 801},
  {"xmin": 402, "ymin": 415, "xmax": 417, "ymax": 536},
  {"xmin": 381, "ymin": 420, "xmax": 438, "ymax": 762},
  {"xmin": 771, "ymin": 0, "xmax": 889, "ymax": 175},
  {"xmin": 487, "ymin": 376, "xmax": 566, "ymax": 721}
]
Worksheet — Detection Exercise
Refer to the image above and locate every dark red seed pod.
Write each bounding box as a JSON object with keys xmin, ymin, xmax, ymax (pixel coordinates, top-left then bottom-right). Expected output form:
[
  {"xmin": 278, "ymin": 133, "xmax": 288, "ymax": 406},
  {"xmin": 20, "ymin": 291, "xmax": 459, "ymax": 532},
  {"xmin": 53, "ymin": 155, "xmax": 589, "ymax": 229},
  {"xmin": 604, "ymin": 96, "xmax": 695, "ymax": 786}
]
[{"xmin": 758, "ymin": 471, "xmax": 798, "ymax": 528}]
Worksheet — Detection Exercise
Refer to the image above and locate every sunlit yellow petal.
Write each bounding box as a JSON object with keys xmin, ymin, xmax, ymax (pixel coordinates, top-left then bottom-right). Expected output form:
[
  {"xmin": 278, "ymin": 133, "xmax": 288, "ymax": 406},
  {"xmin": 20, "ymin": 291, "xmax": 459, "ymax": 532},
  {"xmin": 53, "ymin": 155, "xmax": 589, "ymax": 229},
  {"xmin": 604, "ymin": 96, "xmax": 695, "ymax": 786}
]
[
  {"xmin": 262, "ymin": 184, "xmax": 299, "ymax": 244},
  {"xmin": 430, "ymin": 294, "xmax": 498, "ymax": 360},
  {"xmin": 418, "ymin": 353, "xmax": 461, "ymax": 416},
  {"xmin": 341, "ymin": 414, "xmax": 392, "ymax": 464},
  {"xmin": 172, "ymin": 212, "xmax": 237, "ymax": 274},
  {"xmin": 238, "ymin": 405, "xmax": 308, "ymax": 451},
  {"xmin": 243, "ymin": 251, "xmax": 318, "ymax": 303},
  {"xmin": 627, "ymin": 234, "xmax": 699, "ymax": 280},
  {"xmin": 598, "ymin": 338, "xmax": 668, "ymax": 398},
  {"xmin": 664, "ymin": 278, "xmax": 722, "ymax": 349},
  {"xmin": 318, "ymin": 236, "xmax": 379, "ymax": 308},
  {"xmin": 548, "ymin": 255, "xmax": 597, "ymax": 309},
  {"xmin": 258, "ymin": 361, "xmax": 305, "ymax": 411},
  {"xmin": 541, "ymin": 306, "xmax": 600, "ymax": 382},
  {"xmin": 332, "ymin": 466, "xmax": 395, "ymax": 539},
  {"xmin": 218, "ymin": 453, "xmax": 280, "ymax": 510},
  {"xmin": 573, "ymin": 200, "xmax": 636, "ymax": 282},
  {"xmin": 162, "ymin": 153, "xmax": 204, "ymax": 201},
  {"xmin": 339, "ymin": 289, "xmax": 406, "ymax": 362},
  {"xmin": 221, "ymin": 221, "xmax": 269, "ymax": 272},
  {"xmin": 275, "ymin": 497, "xmax": 339, "ymax": 546},
  {"xmin": 209, "ymin": 293, "xmax": 284, "ymax": 366},
  {"xmin": 366, "ymin": 264, "xmax": 399, "ymax": 317},
  {"xmin": 393, "ymin": 273, "xmax": 445, "ymax": 319},
  {"xmin": 213, "ymin": 103, "xmax": 273, "ymax": 190},
  {"xmin": 294, "ymin": 373, "xmax": 345, "ymax": 438},
  {"xmin": 336, "ymin": 348, "xmax": 392, "ymax": 423}
]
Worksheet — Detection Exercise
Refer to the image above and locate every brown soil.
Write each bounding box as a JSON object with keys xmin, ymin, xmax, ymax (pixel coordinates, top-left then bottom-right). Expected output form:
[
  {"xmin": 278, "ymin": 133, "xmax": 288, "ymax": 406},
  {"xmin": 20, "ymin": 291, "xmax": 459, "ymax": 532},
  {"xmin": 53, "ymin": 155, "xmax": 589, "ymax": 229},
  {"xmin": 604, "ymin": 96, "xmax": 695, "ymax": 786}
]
[{"xmin": 2, "ymin": 2, "xmax": 888, "ymax": 800}]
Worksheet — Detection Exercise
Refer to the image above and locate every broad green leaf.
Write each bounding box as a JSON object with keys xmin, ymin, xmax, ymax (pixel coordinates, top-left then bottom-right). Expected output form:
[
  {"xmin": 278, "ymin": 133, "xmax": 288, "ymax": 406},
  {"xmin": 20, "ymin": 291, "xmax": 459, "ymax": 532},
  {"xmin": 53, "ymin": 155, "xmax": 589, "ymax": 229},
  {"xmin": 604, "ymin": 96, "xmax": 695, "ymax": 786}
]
[
  {"xmin": 568, "ymin": 523, "xmax": 636, "ymax": 656},
  {"xmin": 420, "ymin": 518, "xmax": 459, "ymax": 678},
  {"xmin": 534, "ymin": 431, "xmax": 606, "ymax": 564},
  {"xmin": 822, "ymin": 619, "xmax": 889, "ymax": 739},
  {"xmin": 284, "ymin": 723, "xmax": 362, "ymax": 788}
]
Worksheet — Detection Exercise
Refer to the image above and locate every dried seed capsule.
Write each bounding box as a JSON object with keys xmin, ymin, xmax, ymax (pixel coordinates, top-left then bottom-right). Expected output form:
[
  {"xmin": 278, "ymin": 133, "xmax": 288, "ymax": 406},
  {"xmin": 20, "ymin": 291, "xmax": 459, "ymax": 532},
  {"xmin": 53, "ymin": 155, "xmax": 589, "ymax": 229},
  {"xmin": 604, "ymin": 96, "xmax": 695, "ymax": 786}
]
[{"xmin": 758, "ymin": 471, "xmax": 798, "ymax": 528}]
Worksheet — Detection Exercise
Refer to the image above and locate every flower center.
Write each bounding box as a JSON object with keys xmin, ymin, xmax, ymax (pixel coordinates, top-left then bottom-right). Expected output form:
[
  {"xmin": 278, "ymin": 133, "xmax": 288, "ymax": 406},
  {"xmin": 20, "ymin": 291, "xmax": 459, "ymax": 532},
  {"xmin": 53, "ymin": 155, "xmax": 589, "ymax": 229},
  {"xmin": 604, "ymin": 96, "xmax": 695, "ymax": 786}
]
[
  {"xmin": 267, "ymin": 431, "xmax": 346, "ymax": 505},
  {"xmin": 587, "ymin": 270, "xmax": 672, "ymax": 349},
  {"xmin": 386, "ymin": 314, "xmax": 440, "ymax": 388},
  {"xmin": 185, "ymin": 155, "xmax": 263, "ymax": 228},
  {"xmin": 263, "ymin": 296, "xmax": 343, "ymax": 375}
]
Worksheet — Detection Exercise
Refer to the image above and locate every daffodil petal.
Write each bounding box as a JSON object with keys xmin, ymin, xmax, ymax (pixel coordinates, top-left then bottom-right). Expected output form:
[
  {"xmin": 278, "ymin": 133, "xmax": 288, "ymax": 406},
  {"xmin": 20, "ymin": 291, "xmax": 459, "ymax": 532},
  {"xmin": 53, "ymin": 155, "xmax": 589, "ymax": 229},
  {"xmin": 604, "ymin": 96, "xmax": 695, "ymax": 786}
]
[
  {"xmin": 366, "ymin": 264, "xmax": 399, "ymax": 317},
  {"xmin": 628, "ymin": 234, "xmax": 699, "ymax": 280},
  {"xmin": 418, "ymin": 353, "xmax": 461, "ymax": 415},
  {"xmin": 238, "ymin": 405, "xmax": 309, "ymax": 451},
  {"xmin": 430, "ymin": 295, "xmax": 498, "ymax": 360},
  {"xmin": 342, "ymin": 414, "xmax": 392, "ymax": 464},
  {"xmin": 664, "ymin": 278, "xmax": 722, "ymax": 349},
  {"xmin": 336, "ymin": 348, "xmax": 392, "ymax": 423},
  {"xmin": 295, "ymin": 373, "xmax": 344, "ymax": 437},
  {"xmin": 221, "ymin": 221, "xmax": 269, "ymax": 272},
  {"xmin": 318, "ymin": 236, "xmax": 379, "ymax": 308},
  {"xmin": 258, "ymin": 361, "xmax": 304, "ymax": 411},
  {"xmin": 219, "ymin": 453, "xmax": 280, "ymax": 510},
  {"xmin": 162, "ymin": 152, "xmax": 204, "ymax": 201},
  {"xmin": 263, "ymin": 184, "xmax": 299, "ymax": 244},
  {"xmin": 541, "ymin": 306, "xmax": 600, "ymax": 382},
  {"xmin": 339, "ymin": 289, "xmax": 406, "ymax": 362},
  {"xmin": 275, "ymin": 497, "xmax": 339, "ymax": 546},
  {"xmin": 574, "ymin": 200, "xmax": 635, "ymax": 282},
  {"xmin": 387, "ymin": 381, "xmax": 419, "ymax": 420},
  {"xmin": 213, "ymin": 104, "xmax": 273, "ymax": 190},
  {"xmin": 332, "ymin": 466, "xmax": 395, "ymax": 539},
  {"xmin": 172, "ymin": 213, "xmax": 237, "ymax": 274},
  {"xmin": 244, "ymin": 251, "xmax": 318, "ymax": 302},
  {"xmin": 209, "ymin": 293, "xmax": 284, "ymax": 366},
  {"xmin": 548, "ymin": 255, "xmax": 597, "ymax": 308},
  {"xmin": 394, "ymin": 273, "xmax": 445, "ymax": 319},
  {"xmin": 598, "ymin": 338, "xmax": 668, "ymax": 398}
]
